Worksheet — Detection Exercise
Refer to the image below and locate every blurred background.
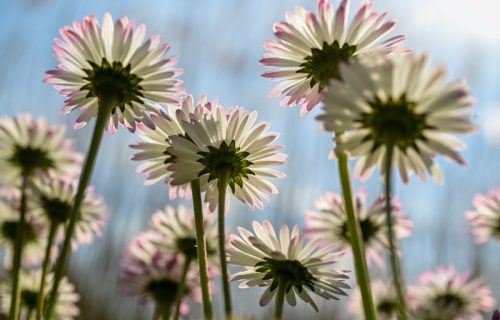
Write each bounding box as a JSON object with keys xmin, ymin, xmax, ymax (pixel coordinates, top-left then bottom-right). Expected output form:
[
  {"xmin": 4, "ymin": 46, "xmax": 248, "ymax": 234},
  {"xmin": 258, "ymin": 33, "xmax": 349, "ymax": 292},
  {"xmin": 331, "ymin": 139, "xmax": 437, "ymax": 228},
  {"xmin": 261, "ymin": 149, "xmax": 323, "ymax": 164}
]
[{"xmin": 1, "ymin": 0, "xmax": 500, "ymax": 319}]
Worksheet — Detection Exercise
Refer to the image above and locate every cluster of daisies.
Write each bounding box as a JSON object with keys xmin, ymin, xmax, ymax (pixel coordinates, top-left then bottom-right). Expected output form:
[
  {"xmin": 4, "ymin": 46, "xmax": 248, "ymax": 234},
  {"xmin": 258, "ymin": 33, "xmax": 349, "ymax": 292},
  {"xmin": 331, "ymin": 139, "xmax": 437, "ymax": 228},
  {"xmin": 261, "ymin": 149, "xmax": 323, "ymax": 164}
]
[{"xmin": 0, "ymin": 0, "xmax": 499, "ymax": 319}]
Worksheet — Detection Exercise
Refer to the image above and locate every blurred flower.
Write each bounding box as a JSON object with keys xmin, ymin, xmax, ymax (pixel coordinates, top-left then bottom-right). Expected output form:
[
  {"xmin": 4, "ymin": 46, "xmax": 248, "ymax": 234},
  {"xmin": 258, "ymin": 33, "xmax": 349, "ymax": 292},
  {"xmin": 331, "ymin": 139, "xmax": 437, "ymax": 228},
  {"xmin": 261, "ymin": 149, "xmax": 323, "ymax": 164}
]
[
  {"xmin": 130, "ymin": 95, "xmax": 214, "ymax": 199},
  {"xmin": 408, "ymin": 266, "xmax": 496, "ymax": 320},
  {"xmin": 119, "ymin": 231, "xmax": 204, "ymax": 315},
  {"xmin": 261, "ymin": 0, "xmax": 403, "ymax": 115},
  {"xmin": 227, "ymin": 220, "xmax": 350, "ymax": 312},
  {"xmin": 466, "ymin": 188, "xmax": 500, "ymax": 243},
  {"xmin": 493, "ymin": 310, "xmax": 500, "ymax": 320},
  {"xmin": 348, "ymin": 280, "xmax": 399, "ymax": 320},
  {"xmin": 0, "ymin": 114, "xmax": 82, "ymax": 184},
  {"xmin": 305, "ymin": 190, "xmax": 412, "ymax": 267},
  {"xmin": 317, "ymin": 52, "xmax": 475, "ymax": 184},
  {"xmin": 0, "ymin": 269, "xmax": 79, "ymax": 319},
  {"xmin": 167, "ymin": 105, "xmax": 287, "ymax": 211},
  {"xmin": 45, "ymin": 13, "xmax": 184, "ymax": 133},
  {"xmin": 32, "ymin": 177, "xmax": 106, "ymax": 249}
]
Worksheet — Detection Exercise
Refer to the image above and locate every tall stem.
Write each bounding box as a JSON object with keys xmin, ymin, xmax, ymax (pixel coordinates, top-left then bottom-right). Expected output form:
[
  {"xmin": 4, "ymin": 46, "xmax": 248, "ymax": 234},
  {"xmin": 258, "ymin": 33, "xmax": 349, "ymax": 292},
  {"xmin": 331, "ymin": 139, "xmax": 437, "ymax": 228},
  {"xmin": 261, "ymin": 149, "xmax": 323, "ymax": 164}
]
[
  {"xmin": 154, "ymin": 299, "xmax": 173, "ymax": 320},
  {"xmin": 36, "ymin": 221, "xmax": 58, "ymax": 320},
  {"xmin": 190, "ymin": 180, "xmax": 213, "ymax": 320},
  {"xmin": 45, "ymin": 96, "xmax": 114, "ymax": 319},
  {"xmin": 173, "ymin": 255, "xmax": 192, "ymax": 320},
  {"xmin": 217, "ymin": 171, "xmax": 232, "ymax": 318},
  {"xmin": 384, "ymin": 145, "xmax": 407, "ymax": 319},
  {"xmin": 274, "ymin": 277, "xmax": 287, "ymax": 320},
  {"xmin": 9, "ymin": 176, "xmax": 28, "ymax": 320},
  {"xmin": 335, "ymin": 133, "xmax": 377, "ymax": 320}
]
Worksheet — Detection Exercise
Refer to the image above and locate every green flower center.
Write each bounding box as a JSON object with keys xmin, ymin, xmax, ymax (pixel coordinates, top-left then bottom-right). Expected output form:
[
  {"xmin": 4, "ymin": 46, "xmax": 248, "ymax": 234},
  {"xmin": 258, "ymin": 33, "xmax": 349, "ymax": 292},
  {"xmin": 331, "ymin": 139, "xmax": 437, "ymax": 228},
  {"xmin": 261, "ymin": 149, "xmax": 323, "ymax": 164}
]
[
  {"xmin": 1, "ymin": 221, "xmax": 37, "ymax": 245},
  {"xmin": 197, "ymin": 140, "xmax": 254, "ymax": 192},
  {"xmin": 416, "ymin": 292, "xmax": 468, "ymax": 320},
  {"xmin": 145, "ymin": 278, "xmax": 180, "ymax": 303},
  {"xmin": 82, "ymin": 58, "xmax": 143, "ymax": 113},
  {"xmin": 297, "ymin": 40, "xmax": 357, "ymax": 90},
  {"xmin": 40, "ymin": 196, "xmax": 72, "ymax": 224},
  {"xmin": 341, "ymin": 217, "xmax": 381, "ymax": 243},
  {"xmin": 9, "ymin": 146, "xmax": 54, "ymax": 176},
  {"xmin": 432, "ymin": 292, "xmax": 467, "ymax": 311},
  {"xmin": 359, "ymin": 95, "xmax": 428, "ymax": 151},
  {"xmin": 255, "ymin": 258, "xmax": 316, "ymax": 293},
  {"xmin": 377, "ymin": 298, "xmax": 399, "ymax": 317},
  {"xmin": 21, "ymin": 290, "xmax": 40, "ymax": 310}
]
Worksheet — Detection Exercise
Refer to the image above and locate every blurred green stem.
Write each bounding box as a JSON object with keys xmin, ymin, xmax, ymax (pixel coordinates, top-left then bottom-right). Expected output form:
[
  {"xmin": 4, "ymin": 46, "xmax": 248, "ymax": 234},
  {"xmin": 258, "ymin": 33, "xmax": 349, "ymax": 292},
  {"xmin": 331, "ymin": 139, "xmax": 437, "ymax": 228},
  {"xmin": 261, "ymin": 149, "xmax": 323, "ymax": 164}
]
[
  {"xmin": 173, "ymin": 255, "xmax": 192, "ymax": 320},
  {"xmin": 218, "ymin": 170, "xmax": 232, "ymax": 318},
  {"xmin": 274, "ymin": 276, "xmax": 287, "ymax": 320},
  {"xmin": 36, "ymin": 221, "xmax": 58, "ymax": 320}
]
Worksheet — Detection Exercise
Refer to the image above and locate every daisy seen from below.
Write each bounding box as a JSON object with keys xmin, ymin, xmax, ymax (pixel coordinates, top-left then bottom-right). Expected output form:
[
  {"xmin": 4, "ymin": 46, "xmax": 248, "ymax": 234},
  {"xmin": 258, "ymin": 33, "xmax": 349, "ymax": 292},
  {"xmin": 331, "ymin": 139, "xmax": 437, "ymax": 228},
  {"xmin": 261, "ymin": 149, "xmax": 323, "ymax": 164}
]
[
  {"xmin": 261, "ymin": 0, "xmax": 404, "ymax": 115},
  {"xmin": 466, "ymin": 187, "xmax": 500, "ymax": 243},
  {"xmin": 227, "ymin": 220, "xmax": 350, "ymax": 319},
  {"xmin": 407, "ymin": 267, "xmax": 496, "ymax": 320},
  {"xmin": 0, "ymin": 269, "xmax": 79, "ymax": 320},
  {"xmin": 305, "ymin": 190, "xmax": 412, "ymax": 267},
  {"xmin": 45, "ymin": 12, "xmax": 185, "ymax": 133},
  {"xmin": 348, "ymin": 280, "xmax": 400, "ymax": 320}
]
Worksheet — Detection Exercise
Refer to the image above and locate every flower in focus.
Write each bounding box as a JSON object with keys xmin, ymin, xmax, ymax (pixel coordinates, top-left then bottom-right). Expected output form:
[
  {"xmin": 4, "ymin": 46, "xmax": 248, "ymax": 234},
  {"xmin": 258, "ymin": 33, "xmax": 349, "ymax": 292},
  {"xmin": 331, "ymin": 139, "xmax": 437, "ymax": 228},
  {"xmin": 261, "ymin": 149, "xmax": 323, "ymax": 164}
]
[
  {"xmin": 305, "ymin": 190, "xmax": 412, "ymax": 267},
  {"xmin": 227, "ymin": 220, "xmax": 350, "ymax": 312},
  {"xmin": 130, "ymin": 95, "xmax": 214, "ymax": 199},
  {"xmin": 167, "ymin": 105, "xmax": 287, "ymax": 211},
  {"xmin": 317, "ymin": 52, "xmax": 475, "ymax": 183},
  {"xmin": 45, "ymin": 13, "xmax": 185, "ymax": 133},
  {"xmin": 32, "ymin": 177, "xmax": 106, "ymax": 249},
  {"xmin": 261, "ymin": 0, "xmax": 404, "ymax": 115},
  {"xmin": 0, "ymin": 114, "xmax": 82, "ymax": 184},
  {"xmin": 407, "ymin": 267, "xmax": 496, "ymax": 320},
  {"xmin": 348, "ymin": 280, "xmax": 399, "ymax": 320},
  {"xmin": 119, "ymin": 231, "xmax": 205, "ymax": 315},
  {"xmin": 0, "ymin": 269, "xmax": 79, "ymax": 319},
  {"xmin": 466, "ymin": 188, "xmax": 500, "ymax": 243}
]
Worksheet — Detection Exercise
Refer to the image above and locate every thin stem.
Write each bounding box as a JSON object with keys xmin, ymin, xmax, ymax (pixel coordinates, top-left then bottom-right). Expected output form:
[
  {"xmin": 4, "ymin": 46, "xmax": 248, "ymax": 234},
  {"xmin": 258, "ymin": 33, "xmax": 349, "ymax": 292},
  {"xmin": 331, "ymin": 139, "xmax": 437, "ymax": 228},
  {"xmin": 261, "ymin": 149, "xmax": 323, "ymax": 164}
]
[
  {"xmin": 155, "ymin": 299, "xmax": 173, "ymax": 320},
  {"xmin": 45, "ymin": 96, "xmax": 115, "ymax": 319},
  {"xmin": 335, "ymin": 133, "xmax": 377, "ymax": 320},
  {"xmin": 173, "ymin": 255, "xmax": 192, "ymax": 320},
  {"xmin": 25, "ymin": 307, "xmax": 33, "ymax": 320},
  {"xmin": 36, "ymin": 221, "xmax": 58, "ymax": 320},
  {"xmin": 9, "ymin": 176, "xmax": 28, "ymax": 320},
  {"xmin": 274, "ymin": 277, "xmax": 287, "ymax": 320},
  {"xmin": 384, "ymin": 145, "xmax": 407, "ymax": 319},
  {"xmin": 217, "ymin": 170, "xmax": 232, "ymax": 318},
  {"xmin": 190, "ymin": 180, "xmax": 213, "ymax": 320}
]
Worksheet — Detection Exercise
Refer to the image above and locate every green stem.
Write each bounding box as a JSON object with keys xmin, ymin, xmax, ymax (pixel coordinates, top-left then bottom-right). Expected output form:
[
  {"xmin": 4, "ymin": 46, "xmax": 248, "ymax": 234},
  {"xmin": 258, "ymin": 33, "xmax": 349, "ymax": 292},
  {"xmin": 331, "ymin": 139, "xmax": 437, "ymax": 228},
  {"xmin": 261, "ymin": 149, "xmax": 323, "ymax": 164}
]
[
  {"xmin": 173, "ymin": 255, "xmax": 192, "ymax": 320},
  {"xmin": 25, "ymin": 307, "xmax": 33, "ymax": 320},
  {"xmin": 217, "ymin": 171, "xmax": 232, "ymax": 318},
  {"xmin": 384, "ymin": 145, "xmax": 407, "ymax": 319},
  {"xmin": 155, "ymin": 299, "xmax": 173, "ymax": 320},
  {"xmin": 335, "ymin": 133, "xmax": 377, "ymax": 320},
  {"xmin": 36, "ymin": 221, "xmax": 58, "ymax": 320},
  {"xmin": 45, "ymin": 96, "xmax": 115, "ymax": 319},
  {"xmin": 9, "ymin": 176, "xmax": 28, "ymax": 320},
  {"xmin": 274, "ymin": 277, "xmax": 287, "ymax": 320},
  {"xmin": 190, "ymin": 180, "xmax": 213, "ymax": 320}
]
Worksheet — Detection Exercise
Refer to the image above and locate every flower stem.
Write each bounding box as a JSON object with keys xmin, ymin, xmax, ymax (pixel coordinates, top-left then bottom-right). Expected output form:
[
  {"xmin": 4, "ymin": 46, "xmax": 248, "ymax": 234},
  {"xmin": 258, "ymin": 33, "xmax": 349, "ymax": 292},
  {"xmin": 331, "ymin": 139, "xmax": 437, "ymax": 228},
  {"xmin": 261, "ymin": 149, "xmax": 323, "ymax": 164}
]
[
  {"xmin": 218, "ymin": 170, "xmax": 232, "ymax": 318},
  {"xmin": 335, "ymin": 133, "xmax": 377, "ymax": 320},
  {"xmin": 190, "ymin": 179, "xmax": 213, "ymax": 320},
  {"xmin": 154, "ymin": 299, "xmax": 173, "ymax": 320},
  {"xmin": 274, "ymin": 276, "xmax": 287, "ymax": 320},
  {"xmin": 45, "ymin": 96, "xmax": 115, "ymax": 319},
  {"xmin": 9, "ymin": 176, "xmax": 28, "ymax": 320},
  {"xmin": 35, "ymin": 221, "xmax": 58, "ymax": 320},
  {"xmin": 384, "ymin": 145, "xmax": 407, "ymax": 319},
  {"xmin": 173, "ymin": 255, "xmax": 192, "ymax": 320}
]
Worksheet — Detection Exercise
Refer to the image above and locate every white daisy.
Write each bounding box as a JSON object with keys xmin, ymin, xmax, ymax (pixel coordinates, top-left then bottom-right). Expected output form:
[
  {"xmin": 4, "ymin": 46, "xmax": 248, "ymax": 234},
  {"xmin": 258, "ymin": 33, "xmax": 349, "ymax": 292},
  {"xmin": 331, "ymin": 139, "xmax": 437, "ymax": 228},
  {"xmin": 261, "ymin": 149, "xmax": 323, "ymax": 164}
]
[
  {"xmin": 45, "ymin": 13, "xmax": 185, "ymax": 133},
  {"xmin": 167, "ymin": 105, "xmax": 287, "ymax": 211},
  {"xmin": 0, "ymin": 114, "xmax": 82, "ymax": 184},
  {"xmin": 317, "ymin": 51, "xmax": 476, "ymax": 183},
  {"xmin": 407, "ymin": 267, "xmax": 496, "ymax": 320},
  {"xmin": 227, "ymin": 220, "xmax": 350, "ymax": 312},
  {"xmin": 0, "ymin": 269, "xmax": 79, "ymax": 319},
  {"xmin": 129, "ymin": 95, "xmax": 214, "ymax": 199},
  {"xmin": 466, "ymin": 188, "xmax": 500, "ymax": 243},
  {"xmin": 305, "ymin": 190, "xmax": 412, "ymax": 267},
  {"xmin": 261, "ymin": 0, "xmax": 404, "ymax": 115},
  {"xmin": 349, "ymin": 280, "xmax": 399, "ymax": 320}
]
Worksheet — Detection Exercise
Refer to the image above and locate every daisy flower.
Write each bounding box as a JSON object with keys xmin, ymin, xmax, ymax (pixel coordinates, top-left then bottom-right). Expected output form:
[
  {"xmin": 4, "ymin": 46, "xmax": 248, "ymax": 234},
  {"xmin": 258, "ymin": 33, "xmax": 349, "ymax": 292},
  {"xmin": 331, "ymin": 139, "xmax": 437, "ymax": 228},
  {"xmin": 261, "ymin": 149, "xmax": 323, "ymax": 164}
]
[
  {"xmin": 130, "ymin": 95, "xmax": 214, "ymax": 199},
  {"xmin": 45, "ymin": 13, "xmax": 184, "ymax": 133},
  {"xmin": 305, "ymin": 190, "xmax": 412, "ymax": 267},
  {"xmin": 0, "ymin": 269, "xmax": 79, "ymax": 319},
  {"xmin": 167, "ymin": 105, "xmax": 287, "ymax": 211},
  {"xmin": 408, "ymin": 267, "xmax": 496, "ymax": 320},
  {"xmin": 466, "ymin": 188, "xmax": 500, "ymax": 243},
  {"xmin": 349, "ymin": 280, "xmax": 399, "ymax": 320},
  {"xmin": 31, "ymin": 177, "xmax": 106, "ymax": 249},
  {"xmin": 0, "ymin": 114, "xmax": 82, "ymax": 184},
  {"xmin": 317, "ymin": 51, "xmax": 475, "ymax": 183},
  {"xmin": 261, "ymin": 0, "xmax": 404, "ymax": 115},
  {"xmin": 227, "ymin": 220, "xmax": 350, "ymax": 312}
]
